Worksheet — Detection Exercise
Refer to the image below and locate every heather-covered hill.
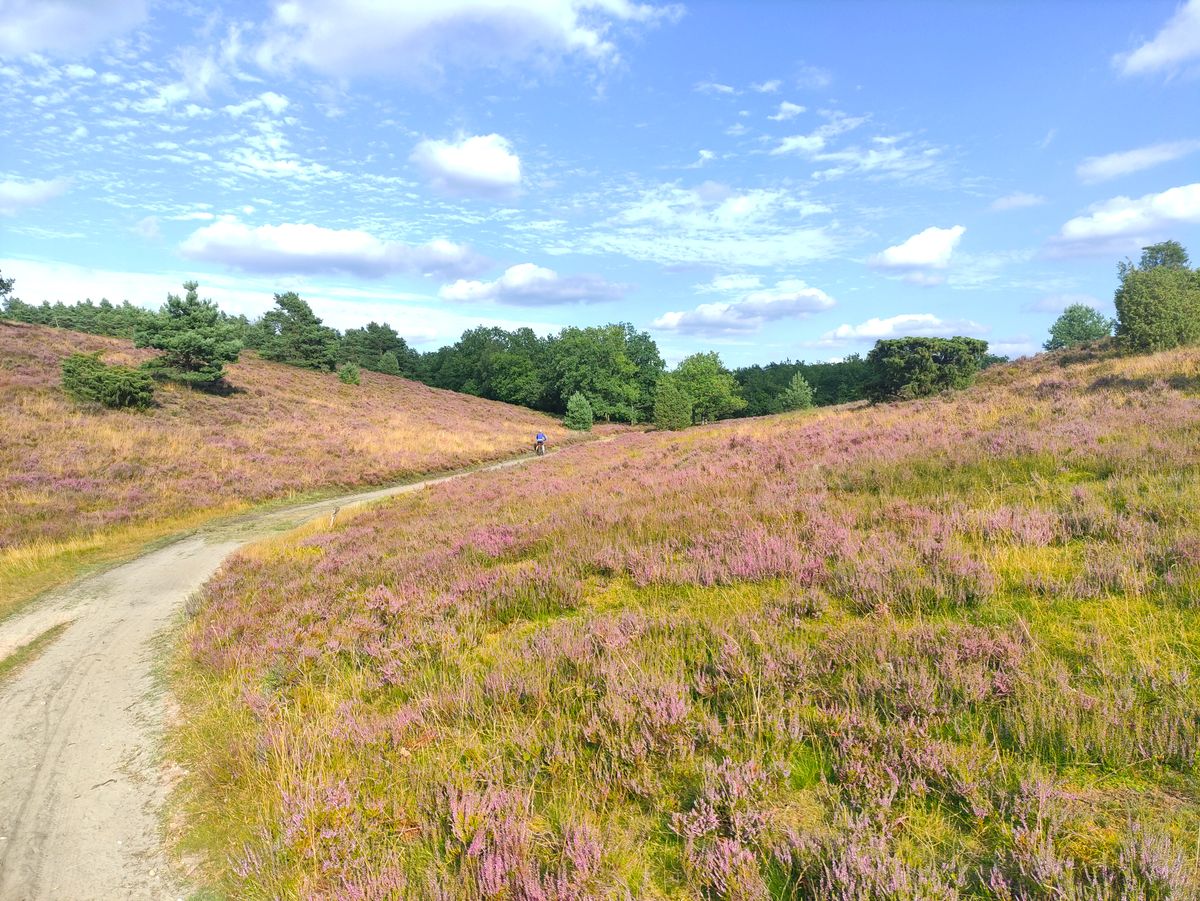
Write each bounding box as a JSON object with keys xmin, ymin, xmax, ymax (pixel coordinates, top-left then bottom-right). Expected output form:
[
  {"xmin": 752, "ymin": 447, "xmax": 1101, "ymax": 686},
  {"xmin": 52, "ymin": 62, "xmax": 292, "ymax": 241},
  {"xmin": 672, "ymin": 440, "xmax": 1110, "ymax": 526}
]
[
  {"xmin": 1, "ymin": 322, "xmax": 588, "ymax": 604},
  {"xmin": 176, "ymin": 345, "xmax": 1200, "ymax": 896}
]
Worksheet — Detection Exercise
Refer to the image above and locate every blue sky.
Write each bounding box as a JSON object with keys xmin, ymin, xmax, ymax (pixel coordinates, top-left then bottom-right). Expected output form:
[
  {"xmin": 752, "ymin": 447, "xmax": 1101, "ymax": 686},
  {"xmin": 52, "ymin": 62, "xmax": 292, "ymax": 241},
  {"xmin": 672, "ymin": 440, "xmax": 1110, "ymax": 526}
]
[{"xmin": 2, "ymin": 0, "xmax": 1199, "ymax": 366}]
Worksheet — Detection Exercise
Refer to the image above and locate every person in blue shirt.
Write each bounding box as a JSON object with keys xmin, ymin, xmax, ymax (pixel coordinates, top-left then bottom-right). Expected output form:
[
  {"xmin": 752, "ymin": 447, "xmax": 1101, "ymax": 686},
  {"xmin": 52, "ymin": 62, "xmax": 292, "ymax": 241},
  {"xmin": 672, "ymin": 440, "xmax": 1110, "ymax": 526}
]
[{"xmin": 534, "ymin": 432, "xmax": 546, "ymax": 455}]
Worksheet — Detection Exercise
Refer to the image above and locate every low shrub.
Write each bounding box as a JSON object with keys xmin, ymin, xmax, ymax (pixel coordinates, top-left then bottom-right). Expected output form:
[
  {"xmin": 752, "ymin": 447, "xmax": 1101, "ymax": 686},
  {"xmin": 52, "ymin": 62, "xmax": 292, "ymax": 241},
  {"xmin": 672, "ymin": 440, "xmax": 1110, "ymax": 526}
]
[
  {"xmin": 61, "ymin": 352, "xmax": 155, "ymax": 409},
  {"xmin": 338, "ymin": 362, "xmax": 360, "ymax": 385}
]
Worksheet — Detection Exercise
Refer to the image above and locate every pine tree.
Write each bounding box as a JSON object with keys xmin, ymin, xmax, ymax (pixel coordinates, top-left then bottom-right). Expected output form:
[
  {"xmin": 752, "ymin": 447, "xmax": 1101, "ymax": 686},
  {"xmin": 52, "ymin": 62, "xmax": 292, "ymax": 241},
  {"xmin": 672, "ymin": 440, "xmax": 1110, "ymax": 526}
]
[
  {"xmin": 563, "ymin": 391, "xmax": 594, "ymax": 430},
  {"xmin": 653, "ymin": 375, "xmax": 693, "ymax": 430}
]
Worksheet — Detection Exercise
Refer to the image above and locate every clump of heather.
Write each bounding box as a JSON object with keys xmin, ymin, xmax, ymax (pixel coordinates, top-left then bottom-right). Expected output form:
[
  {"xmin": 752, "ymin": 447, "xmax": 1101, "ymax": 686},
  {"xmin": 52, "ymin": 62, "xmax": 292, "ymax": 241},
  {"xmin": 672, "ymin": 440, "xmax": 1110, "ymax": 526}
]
[{"xmin": 173, "ymin": 344, "xmax": 1200, "ymax": 897}]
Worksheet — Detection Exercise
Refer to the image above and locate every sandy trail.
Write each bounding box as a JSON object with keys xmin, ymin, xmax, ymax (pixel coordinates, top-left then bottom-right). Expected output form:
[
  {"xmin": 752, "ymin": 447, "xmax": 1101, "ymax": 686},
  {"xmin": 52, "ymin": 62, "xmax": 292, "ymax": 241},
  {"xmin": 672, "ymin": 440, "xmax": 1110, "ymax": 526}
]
[{"xmin": 0, "ymin": 457, "xmax": 530, "ymax": 900}]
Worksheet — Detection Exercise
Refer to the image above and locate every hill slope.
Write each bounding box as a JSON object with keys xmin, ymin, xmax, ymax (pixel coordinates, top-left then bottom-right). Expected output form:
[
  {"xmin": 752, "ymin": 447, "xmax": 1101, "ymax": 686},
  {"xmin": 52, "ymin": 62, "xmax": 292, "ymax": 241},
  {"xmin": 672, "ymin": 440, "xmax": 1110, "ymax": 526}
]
[
  {"xmin": 175, "ymin": 346, "xmax": 1200, "ymax": 896},
  {"xmin": 1, "ymin": 322, "xmax": 585, "ymax": 610}
]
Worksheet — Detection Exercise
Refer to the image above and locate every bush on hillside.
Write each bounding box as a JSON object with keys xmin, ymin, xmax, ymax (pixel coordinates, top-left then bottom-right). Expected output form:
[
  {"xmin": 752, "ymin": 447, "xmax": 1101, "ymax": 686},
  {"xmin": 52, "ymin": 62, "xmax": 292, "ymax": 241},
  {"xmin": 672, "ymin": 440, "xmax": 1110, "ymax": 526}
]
[
  {"xmin": 61, "ymin": 352, "xmax": 155, "ymax": 409},
  {"xmin": 673, "ymin": 351, "xmax": 747, "ymax": 423},
  {"xmin": 778, "ymin": 371, "xmax": 815, "ymax": 411},
  {"xmin": 338, "ymin": 362, "xmax": 360, "ymax": 385},
  {"xmin": 653, "ymin": 374, "xmax": 693, "ymax": 430},
  {"xmin": 1114, "ymin": 243, "xmax": 1200, "ymax": 353},
  {"xmin": 1044, "ymin": 304, "xmax": 1113, "ymax": 350},
  {"xmin": 563, "ymin": 391, "xmax": 594, "ymax": 430},
  {"xmin": 865, "ymin": 336, "xmax": 990, "ymax": 402}
]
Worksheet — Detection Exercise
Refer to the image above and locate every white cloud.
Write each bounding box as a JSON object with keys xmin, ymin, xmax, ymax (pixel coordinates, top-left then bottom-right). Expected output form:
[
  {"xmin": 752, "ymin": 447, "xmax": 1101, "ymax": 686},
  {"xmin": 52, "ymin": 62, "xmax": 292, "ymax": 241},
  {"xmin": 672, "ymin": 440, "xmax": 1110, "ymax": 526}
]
[
  {"xmin": 132, "ymin": 216, "xmax": 160, "ymax": 240},
  {"xmin": 991, "ymin": 192, "xmax": 1046, "ymax": 211},
  {"xmin": 822, "ymin": 313, "xmax": 987, "ymax": 343},
  {"xmin": 583, "ymin": 182, "xmax": 835, "ymax": 267},
  {"xmin": 224, "ymin": 92, "xmax": 291, "ymax": 117},
  {"xmin": 768, "ymin": 101, "xmax": 805, "ymax": 121},
  {"xmin": 179, "ymin": 219, "xmax": 490, "ymax": 279},
  {"xmin": 1023, "ymin": 293, "xmax": 1107, "ymax": 314},
  {"xmin": 255, "ymin": 0, "xmax": 682, "ymax": 79},
  {"xmin": 770, "ymin": 111, "xmax": 867, "ymax": 155},
  {"xmin": 1076, "ymin": 140, "xmax": 1200, "ymax": 183},
  {"xmin": 411, "ymin": 133, "xmax": 521, "ymax": 198},
  {"xmin": 794, "ymin": 63, "xmax": 832, "ymax": 89},
  {"xmin": 1115, "ymin": 0, "xmax": 1200, "ymax": 76},
  {"xmin": 439, "ymin": 263, "xmax": 627, "ymax": 306},
  {"xmin": 63, "ymin": 64, "xmax": 95, "ymax": 79},
  {"xmin": 695, "ymin": 81, "xmax": 738, "ymax": 95},
  {"xmin": 871, "ymin": 225, "xmax": 965, "ymax": 271},
  {"xmin": 1051, "ymin": 183, "xmax": 1200, "ymax": 253},
  {"xmin": 684, "ymin": 149, "xmax": 715, "ymax": 169},
  {"xmin": 751, "ymin": 79, "xmax": 781, "ymax": 93},
  {"xmin": 653, "ymin": 279, "xmax": 834, "ymax": 336},
  {"xmin": 0, "ymin": 176, "xmax": 71, "ymax": 216},
  {"xmin": 0, "ymin": 0, "xmax": 147, "ymax": 56}
]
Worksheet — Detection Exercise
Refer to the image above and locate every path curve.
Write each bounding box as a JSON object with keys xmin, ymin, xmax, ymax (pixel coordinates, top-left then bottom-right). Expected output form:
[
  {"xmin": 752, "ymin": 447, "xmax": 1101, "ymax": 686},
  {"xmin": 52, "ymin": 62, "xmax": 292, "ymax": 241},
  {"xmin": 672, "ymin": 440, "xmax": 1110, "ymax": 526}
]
[{"xmin": 0, "ymin": 455, "xmax": 532, "ymax": 900}]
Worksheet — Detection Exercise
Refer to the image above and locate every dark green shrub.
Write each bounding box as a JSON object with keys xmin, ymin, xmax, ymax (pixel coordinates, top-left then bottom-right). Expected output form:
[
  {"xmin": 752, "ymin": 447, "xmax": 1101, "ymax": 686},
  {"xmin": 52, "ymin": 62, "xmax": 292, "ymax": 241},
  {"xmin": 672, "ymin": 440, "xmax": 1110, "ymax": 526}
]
[
  {"xmin": 563, "ymin": 391, "xmax": 594, "ymax": 431},
  {"xmin": 376, "ymin": 350, "xmax": 401, "ymax": 375},
  {"xmin": 338, "ymin": 362, "xmax": 360, "ymax": 385},
  {"xmin": 865, "ymin": 336, "xmax": 989, "ymax": 402},
  {"xmin": 134, "ymin": 281, "xmax": 241, "ymax": 388},
  {"xmin": 61, "ymin": 353, "xmax": 155, "ymax": 409}
]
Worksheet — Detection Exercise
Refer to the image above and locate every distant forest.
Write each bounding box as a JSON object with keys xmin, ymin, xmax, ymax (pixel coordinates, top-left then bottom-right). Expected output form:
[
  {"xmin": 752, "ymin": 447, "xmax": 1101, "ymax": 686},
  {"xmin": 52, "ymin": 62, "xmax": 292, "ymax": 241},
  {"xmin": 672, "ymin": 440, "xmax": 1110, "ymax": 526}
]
[{"xmin": 0, "ymin": 290, "xmax": 995, "ymax": 421}]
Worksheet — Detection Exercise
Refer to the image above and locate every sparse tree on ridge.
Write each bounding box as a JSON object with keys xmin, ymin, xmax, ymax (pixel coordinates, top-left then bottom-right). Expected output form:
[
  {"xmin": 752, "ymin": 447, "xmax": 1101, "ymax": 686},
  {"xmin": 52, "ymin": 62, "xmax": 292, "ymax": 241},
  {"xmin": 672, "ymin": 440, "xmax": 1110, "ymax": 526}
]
[
  {"xmin": 1044, "ymin": 304, "xmax": 1113, "ymax": 350},
  {"xmin": 255, "ymin": 292, "xmax": 339, "ymax": 371},
  {"xmin": 865, "ymin": 336, "xmax": 989, "ymax": 402},
  {"xmin": 1139, "ymin": 240, "xmax": 1190, "ymax": 271}
]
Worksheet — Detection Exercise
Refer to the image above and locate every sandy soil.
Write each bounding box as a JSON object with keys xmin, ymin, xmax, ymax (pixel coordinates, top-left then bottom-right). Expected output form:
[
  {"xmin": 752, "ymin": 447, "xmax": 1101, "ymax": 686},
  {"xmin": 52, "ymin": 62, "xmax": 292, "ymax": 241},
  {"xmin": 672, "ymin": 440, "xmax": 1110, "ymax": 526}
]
[{"xmin": 0, "ymin": 458, "xmax": 530, "ymax": 900}]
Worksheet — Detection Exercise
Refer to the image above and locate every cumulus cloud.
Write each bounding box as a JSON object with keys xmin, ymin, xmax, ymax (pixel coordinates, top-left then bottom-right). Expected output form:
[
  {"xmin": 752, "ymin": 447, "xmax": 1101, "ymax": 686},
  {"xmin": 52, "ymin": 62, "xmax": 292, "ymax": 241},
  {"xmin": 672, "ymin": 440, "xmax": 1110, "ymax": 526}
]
[
  {"xmin": 411, "ymin": 134, "xmax": 521, "ymax": 198},
  {"xmin": 0, "ymin": 176, "xmax": 71, "ymax": 216},
  {"xmin": 822, "ymin": 313, "xmax": 986, "ymax": 343},
  {"xmin": 439, "ymin": 263, "xmax": 627, "ymax": 306},
  {"xmin": 871, "ymin": 225, "xmax": 966, "ymax": 274},
  {"xmin": 1050, "ymin": 183, "xmax": 1200, "ymax": 254},
  {"xmin": 768, "ymin": 101, "xmax": 805, "ymax": 121},
  {"xmin": 1115, "ymin": 0, "xmax": 1200, "ymax": 76},
  {"xmin": 255, "ymin": 0, "xmax": 681, "ymax": 79},
  {"xmin": 991, "ymin": 192, "xmax": 1046, "ymax": 211},
  {"xmin": 179, "ymin": 219, "xmax": 490, "ymax": 279},
  {"xmin": 0, "ymin": 0, "xmax": 147, "ymax": 56},
  {"xmin": 1076, "ymin": 140, "xmax": 1200, "ymax": 183},
  {"xmin": 751, "ymin": 79, "xmax": 781, "ymax": 93},
  {"xmin": 653, "ymin": 279, "xmax": 834, "ymax": 336},
  {"xmin": 695, "ymin": 81, "xmax": 738, "ymax": 95}
]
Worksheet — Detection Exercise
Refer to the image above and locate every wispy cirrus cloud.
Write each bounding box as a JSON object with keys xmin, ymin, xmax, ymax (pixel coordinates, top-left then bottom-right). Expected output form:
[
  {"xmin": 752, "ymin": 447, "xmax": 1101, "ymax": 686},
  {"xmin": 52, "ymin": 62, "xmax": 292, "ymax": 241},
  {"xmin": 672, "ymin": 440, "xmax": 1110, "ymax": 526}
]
[
  {"xmin": 1114, "ymin": 0, "xmax": 1200, "ymax": 77},
  {"xmin": 991, "ymin": 192, "xmax": 1046, "ymax": 211},
  {"xmin": 1076, "ymin": 140, "xmax": 1200, "ymax": 183}
]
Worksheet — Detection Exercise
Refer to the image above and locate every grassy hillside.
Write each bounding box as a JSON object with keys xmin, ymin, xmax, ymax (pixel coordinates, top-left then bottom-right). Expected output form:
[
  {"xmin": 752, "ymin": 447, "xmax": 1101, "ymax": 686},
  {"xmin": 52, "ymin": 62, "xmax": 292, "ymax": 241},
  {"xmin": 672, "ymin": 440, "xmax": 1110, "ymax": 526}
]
[
  {"xmin": 175, "ymin": 345, "xmax": 1200, "ymax": 898},
  {"xmin": 0, "ymin": 321, "xmax": 587, "ymax": 615}
]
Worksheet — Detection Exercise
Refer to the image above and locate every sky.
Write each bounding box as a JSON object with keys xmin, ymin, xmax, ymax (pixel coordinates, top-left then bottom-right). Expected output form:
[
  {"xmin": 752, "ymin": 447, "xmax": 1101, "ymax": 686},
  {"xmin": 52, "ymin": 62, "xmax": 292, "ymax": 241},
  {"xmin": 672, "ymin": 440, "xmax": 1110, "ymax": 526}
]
[{"xmin": 2, "ymin": 0, "xmax": 1199, "ymax": 366}]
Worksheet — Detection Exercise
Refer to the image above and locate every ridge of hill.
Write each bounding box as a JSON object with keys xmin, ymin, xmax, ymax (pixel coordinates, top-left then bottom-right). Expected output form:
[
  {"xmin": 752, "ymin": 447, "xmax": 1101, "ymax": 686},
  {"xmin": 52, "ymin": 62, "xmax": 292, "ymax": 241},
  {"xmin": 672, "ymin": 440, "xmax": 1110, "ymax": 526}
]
[
  {"xmin": 173, "ymin": 344, "xmax": 1200, "ymax": 896},
  {"xmin": 0, "ymin": 321, "xmax": 594, "ymax": 616}
]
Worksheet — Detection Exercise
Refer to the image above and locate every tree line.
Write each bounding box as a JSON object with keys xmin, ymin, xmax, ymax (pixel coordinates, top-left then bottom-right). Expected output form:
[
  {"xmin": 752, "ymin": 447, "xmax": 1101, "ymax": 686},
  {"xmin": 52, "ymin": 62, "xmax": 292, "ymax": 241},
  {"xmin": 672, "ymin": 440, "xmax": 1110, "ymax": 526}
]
[{"xmin": 6, "ymin": 239, "xmax": 1195, "ymax": 421}]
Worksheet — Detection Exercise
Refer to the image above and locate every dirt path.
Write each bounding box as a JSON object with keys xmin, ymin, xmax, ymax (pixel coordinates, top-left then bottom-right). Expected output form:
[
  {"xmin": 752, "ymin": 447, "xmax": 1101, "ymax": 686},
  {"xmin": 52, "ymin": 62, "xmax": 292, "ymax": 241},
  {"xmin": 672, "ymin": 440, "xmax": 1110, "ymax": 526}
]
[{"xmin": 0, "ymin": 456, "xmax": 532, "ymax": 900}]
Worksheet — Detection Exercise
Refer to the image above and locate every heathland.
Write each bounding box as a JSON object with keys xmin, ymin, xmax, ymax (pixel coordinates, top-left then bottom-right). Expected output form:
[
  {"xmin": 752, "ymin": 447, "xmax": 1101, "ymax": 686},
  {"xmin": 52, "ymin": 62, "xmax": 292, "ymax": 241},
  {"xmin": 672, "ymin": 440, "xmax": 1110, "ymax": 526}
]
[
  {"xmin": 0, "ymin": 321, "xmax": 583, "ymax": 617},
  {"xmin": 174, "ymin": 343, "xmax": 1200, "ymax": 897}
]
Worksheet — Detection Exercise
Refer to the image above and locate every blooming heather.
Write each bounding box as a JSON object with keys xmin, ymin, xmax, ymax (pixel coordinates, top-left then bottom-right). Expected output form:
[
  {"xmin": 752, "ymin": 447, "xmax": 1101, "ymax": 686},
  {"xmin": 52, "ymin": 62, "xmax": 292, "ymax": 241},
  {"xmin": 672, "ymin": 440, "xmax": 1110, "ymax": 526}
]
[{"xmin": 175, "ymin": 345, "xmax": 1200, "ymax": 897}]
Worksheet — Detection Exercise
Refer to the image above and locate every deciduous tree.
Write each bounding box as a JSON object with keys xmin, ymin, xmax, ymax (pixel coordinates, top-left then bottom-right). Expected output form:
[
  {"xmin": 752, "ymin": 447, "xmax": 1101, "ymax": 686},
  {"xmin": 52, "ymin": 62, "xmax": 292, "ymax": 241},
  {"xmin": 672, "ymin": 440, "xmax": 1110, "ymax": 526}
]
[{"xmin": 1044, "ymin": 304, "xmax": 1112, "ymax": 350}]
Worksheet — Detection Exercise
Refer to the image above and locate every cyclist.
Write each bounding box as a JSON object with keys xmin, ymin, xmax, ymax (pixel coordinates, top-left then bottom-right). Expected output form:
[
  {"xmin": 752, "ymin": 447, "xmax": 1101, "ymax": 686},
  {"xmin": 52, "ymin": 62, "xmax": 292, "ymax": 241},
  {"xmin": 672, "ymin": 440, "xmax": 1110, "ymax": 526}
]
[{"xmin": 534, "ymin": 432, "xmax": 547, "ymax": 455}]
